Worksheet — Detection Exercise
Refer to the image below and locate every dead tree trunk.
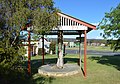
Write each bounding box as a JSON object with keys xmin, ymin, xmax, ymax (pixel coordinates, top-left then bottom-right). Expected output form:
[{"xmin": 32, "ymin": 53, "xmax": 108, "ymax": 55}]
[{"xmin": 57, "ymin": 30, "xmax": 64, "ymax": 68}]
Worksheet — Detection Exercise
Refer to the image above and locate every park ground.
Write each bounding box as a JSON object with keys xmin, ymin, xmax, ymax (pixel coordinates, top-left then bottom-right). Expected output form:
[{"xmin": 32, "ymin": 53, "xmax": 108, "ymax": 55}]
[{"xmin": 16, "ymin": 46, "xmax": 120, "ymax": 84}]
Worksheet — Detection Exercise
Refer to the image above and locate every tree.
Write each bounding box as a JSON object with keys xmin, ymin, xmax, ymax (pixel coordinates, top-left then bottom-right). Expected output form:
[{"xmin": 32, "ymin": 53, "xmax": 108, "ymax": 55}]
[
  {"xmin": 57, "ymin": 31, "xmax": 64, "ymax": 68},
  {"xmin": 99, "ymin": 3, "xmax": 120, "ymax": 51},
  {"xmin": 0, "ymin": 0, "xmax": 59, "ymax": 83}
]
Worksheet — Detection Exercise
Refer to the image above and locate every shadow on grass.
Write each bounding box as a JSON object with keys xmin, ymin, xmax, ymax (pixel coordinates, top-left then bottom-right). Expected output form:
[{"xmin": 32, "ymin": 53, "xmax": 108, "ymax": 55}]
[
  {"xmin": 21, "ymin": 57, "xmax": 82, "ymax": 84},
  {"xmin": 30, "ymin": 58, "xmax": 57, "ymax": 74},
  {"xmin": 16, "ymin": 58, "xmax": 57, "ymax": 84},
  {"xmin": 81, "ymin": 67, "xmax": 85, "ymax": 76},
  {"xmin": 30, "ymin": 58, "xmax": 80, "ymax": 74},
  {"xmin": 64, "ymin": 58, "xmax": 79, "ymax": 64},
  {"xmin": 33, "ymin": 76, "xmax": 54, "ymax": 84},
  {"xmin": 89, "ymin": 54, "xmax": 120, "ymax": 71},
  {"xmin": 12, "ymin": 75, "xmax": 55, "ymax": 84}
]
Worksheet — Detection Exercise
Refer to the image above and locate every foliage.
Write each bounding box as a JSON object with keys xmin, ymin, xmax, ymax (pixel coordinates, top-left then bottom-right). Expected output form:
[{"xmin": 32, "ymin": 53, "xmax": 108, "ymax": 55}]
[
  {"xmin": 0, "ymin": 40, "xmax": 26, "ymax": 84},
  {"xmin": 32, "ymin": 34, "xmax": 40, "ymax": 41},
  {"xmin": 0, "ymin": 0, "xmax": 59, "ymax": 33},
  {"xmin": 0, "ymin": 0, "xmax": 26, "ymax": 82},
  {"xmin": 38, "ymin": 48, "xmax": 45, "ymax": 55},
  {"xmin": 0, "ymin": 60, "xmax": 25, "ymax": 84},
  {"xmin": 49, "ymin": 41, "xmax": 56, "ymax": 54},
  {"xmin": 0, "ymin": 0, "xmax": 59, "ymax": 83},
  {"xmin": 106, "ymin": 39, "xmax": 120, "ymax": 51},
  {"xmin": 99, "ymin": 3, "xmax": 120, "ymax": 51},
  {"xmin": 32, "ymin": 0, "xmax": 60, "ymax": 34}
]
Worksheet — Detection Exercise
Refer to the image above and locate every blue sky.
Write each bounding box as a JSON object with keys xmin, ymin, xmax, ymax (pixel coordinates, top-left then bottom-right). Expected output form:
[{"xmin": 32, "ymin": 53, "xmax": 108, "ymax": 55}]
[{"xmin": 53, "ymin": 0, "xmax": 120, "ymax": 39}]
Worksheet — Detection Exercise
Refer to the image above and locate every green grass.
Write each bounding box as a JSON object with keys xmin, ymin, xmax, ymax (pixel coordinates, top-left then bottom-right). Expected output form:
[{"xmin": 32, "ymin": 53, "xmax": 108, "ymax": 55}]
[
  {"xmin": 18, "ymin": 54, "xmax": 120, "ymax": 84},
  {"xmin": 87, "ymin": 46, "xmax": 112, "ymax": 51},
  {"xmin": 66, "ymin": 45, "xmax": 120, "ymax": 52}
]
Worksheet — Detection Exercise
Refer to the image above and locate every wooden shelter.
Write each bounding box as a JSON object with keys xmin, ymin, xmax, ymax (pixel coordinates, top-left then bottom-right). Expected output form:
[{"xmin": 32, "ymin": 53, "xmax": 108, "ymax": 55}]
[
  {"xmin": 43, "ymin": 12, "xmax": 96, "ymax": 77},
  {"xmin": 22, "ymin": 12, "xmax": 96, "ymax": 77}
]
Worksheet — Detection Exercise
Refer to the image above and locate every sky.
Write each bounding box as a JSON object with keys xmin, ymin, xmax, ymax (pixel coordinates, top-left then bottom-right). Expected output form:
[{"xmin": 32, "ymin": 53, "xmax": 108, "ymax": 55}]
[{"xmin": 53, "ymin": 0, "xmax": 120, "ymax": 39}]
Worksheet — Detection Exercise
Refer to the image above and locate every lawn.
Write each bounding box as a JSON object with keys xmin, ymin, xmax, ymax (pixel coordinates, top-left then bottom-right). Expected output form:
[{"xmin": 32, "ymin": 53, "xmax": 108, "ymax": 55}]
[
  {"xmin": 66, "ymin": 45, "xmax": 120, "ymax": 52},
  {"xmin": 18, "ymin": 54, "xmax": 120, "ymax": 84}
]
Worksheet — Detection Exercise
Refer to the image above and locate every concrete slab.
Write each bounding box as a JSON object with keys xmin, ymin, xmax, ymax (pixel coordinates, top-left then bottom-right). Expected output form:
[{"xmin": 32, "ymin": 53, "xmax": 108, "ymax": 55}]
[{"xmin": 38, "ymin": 64, "xmax": 81, "ymax": 77}]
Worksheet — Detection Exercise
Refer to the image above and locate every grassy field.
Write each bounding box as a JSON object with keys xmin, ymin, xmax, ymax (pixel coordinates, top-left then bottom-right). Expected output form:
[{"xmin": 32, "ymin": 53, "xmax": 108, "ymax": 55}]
[
  {"xmin": 18, "ymin": 54, "xmax": 120, "ymax": 84},
  {"xmin": 66, "ymin": 45, "xmax": 120, "ymax": 52}
]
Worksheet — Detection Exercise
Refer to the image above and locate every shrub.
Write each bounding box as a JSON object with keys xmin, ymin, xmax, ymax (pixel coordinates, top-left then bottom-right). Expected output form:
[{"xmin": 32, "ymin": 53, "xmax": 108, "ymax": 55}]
[
  {"xmin": 0, "ymin": 41, "xmax": 26, "ymax": 84},
  {"xmin": 38, "ymin": 48, "xmax": 45, "ymax": 55},
  {"xmin": 49, "ymin": 41, "xmax": 56, "ymax": 54}
]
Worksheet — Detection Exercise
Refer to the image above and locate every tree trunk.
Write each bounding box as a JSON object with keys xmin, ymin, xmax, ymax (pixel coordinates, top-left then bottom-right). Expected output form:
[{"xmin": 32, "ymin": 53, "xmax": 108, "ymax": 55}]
[{"xmin": 57, "ymin": 31, "xmax": 64, "ymax": 68}]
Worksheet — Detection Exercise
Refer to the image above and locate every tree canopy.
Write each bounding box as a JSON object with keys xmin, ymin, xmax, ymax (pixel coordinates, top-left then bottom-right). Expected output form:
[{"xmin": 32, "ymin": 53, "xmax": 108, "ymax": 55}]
[
  {"xmin": 99, "ymin": 3, "xmax": 120, "ymax": 51},
  {"xmin": 0, "ymin": 0, "xmax": 59, "ymax": 34},
  {"xmin": 0, "ymin": 0, "xmax": 59, "ymax": 83}
]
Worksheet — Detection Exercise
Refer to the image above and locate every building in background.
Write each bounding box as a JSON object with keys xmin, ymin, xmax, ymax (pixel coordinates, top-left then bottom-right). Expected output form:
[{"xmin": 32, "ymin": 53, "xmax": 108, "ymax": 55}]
[{"xmin": 23, "ymin": 38, "xmax": 50, "ymax": 56}]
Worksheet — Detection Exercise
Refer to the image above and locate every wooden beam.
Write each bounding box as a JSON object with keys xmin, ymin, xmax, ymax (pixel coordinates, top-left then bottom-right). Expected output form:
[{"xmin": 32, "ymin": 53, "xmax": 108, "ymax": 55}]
[
  {"xmin": 78, "ymin": 31, "xmax": 82, "ymax": 67},
  {"xmin": 42, "ymin": 35, "xmax": 45, "ymax": 65},
  {"xmin": 28, "ymin": 31, "xmax": 31, "ymax": 76},
  {"xmin": 84, "ymin": 30, "xmax": 87, "ymax": 77}
]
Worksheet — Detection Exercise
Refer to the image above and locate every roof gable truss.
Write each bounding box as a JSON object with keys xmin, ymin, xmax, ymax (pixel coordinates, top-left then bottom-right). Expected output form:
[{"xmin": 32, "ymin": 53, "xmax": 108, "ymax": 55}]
[{"xmin": 57, "ymin": 12, "xmax": 96, "ymax": 30}]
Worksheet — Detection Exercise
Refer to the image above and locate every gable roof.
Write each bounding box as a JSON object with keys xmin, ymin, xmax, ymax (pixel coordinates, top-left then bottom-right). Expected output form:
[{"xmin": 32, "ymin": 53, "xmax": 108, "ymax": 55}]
[
  {"xmin": 57, "ymin": 12, "xmax": 96, "ymax": 30},
  {"xmin": 21, "ymin": 12, "xmax": 96, "ymax": 35}
]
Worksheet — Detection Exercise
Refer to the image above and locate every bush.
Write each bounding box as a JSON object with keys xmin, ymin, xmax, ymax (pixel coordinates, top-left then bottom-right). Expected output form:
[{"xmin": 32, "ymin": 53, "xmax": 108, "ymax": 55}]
[
  {"xmin": 38, "ymin": 48, "xmax": 45, "ymax": 55},
  {"xmin": 0, "ymin": 41, "xmax": 26, "ymax": 84},
  {"xmin": 0, "ymin": 60, "xmax": 25, "ymax": 84},
  {"xmin": 49, "ymin": 41, "xmax": 56, "ymax": 54}
]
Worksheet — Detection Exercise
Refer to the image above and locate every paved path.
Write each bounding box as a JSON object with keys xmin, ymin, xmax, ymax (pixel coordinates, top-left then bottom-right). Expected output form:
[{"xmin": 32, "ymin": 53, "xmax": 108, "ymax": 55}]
[{"xmin": 66, "ymin": 49, "xmax": 120, "ymax": 56}]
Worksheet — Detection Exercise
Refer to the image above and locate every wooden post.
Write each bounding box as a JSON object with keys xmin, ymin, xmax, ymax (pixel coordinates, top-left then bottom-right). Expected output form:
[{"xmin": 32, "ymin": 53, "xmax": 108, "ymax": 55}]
[
  {"xmin": 42, "ymin": 34, "xmax": 44, "ymax": 65},
  {"xmin": 84, "ymin": 30, "xmax": 87, "ymax": 77},
  {"xmin": 78, "ymin": 31, "xmax": 82, "ymax": 67},
  {"xmin": 28, "ymin": 31, "xmax": 31, "ymax": 76}
]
